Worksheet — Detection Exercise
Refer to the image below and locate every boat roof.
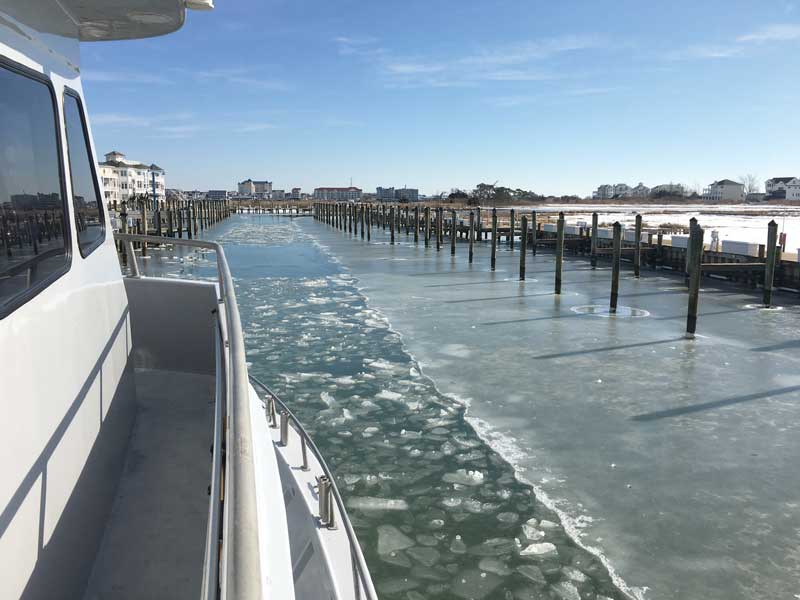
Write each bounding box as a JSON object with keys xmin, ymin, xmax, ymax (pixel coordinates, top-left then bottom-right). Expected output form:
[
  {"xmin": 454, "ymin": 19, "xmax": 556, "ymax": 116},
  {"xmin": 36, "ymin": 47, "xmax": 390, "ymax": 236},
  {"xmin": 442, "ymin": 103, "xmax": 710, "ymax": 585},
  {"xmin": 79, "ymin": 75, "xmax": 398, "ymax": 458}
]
[{"xmin": 0, "ymin": 0, "xmax": 212, "ymax": 42}]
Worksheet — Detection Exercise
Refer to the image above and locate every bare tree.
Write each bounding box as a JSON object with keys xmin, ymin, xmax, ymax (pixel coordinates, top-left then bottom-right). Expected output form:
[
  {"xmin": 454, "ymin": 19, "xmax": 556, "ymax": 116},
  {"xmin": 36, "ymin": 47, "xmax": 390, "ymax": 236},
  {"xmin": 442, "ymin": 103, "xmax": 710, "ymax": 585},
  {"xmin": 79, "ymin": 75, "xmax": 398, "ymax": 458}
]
[{"xmin": 739, "ymin": 174, "xmax": 760, "ymax": 194}]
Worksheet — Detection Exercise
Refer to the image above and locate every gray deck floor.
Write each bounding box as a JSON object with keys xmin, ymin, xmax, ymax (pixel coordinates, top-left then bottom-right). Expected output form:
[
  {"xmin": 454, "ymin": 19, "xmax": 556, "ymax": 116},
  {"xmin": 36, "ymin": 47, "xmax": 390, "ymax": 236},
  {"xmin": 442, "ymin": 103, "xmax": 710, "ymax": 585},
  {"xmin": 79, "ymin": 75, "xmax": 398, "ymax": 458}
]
[{"xmin": 84, "ymin": 369, "xmax": 213, "ymax": 600}]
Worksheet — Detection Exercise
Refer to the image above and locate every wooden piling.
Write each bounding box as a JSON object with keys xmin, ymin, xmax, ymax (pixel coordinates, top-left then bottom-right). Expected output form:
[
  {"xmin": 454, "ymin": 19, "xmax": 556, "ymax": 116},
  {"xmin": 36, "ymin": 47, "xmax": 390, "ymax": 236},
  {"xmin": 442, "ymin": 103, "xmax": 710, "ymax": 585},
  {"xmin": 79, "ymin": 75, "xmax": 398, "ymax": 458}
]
[
  {"xmin": 610, "ymin": 222, "xmax": 622, "ymax": 313},
  {"xmin": 509, "ymin": 209, "xmax": 515, "ymax": 249},
  {"xmin": 520, "ymin": 216, "xmax": 528, "ymax": 280},
  {"xmin": 450, "ymin": 210, "xmax": 457, "ymax": 256},
  {"xmin": 390, "ymin": 206, "xmax": 395, "ymax": 244},
  {"xmin": 763, "ymin": 219, "xmax": 779, "ymax": 307},
  {"xmin": 424, "ymin": 206, "xmax": 431, "ymax": 247},
  {"xmin": 414, "ymin": 206, "xmax": 420, "ymax": 243},
  {"xmin": 438, "ymin": 208, "xmax": 444, "ymax": 249},
  {"xmin": 590, "ymin": 212, "xmax": 598, "ymax": 268},
  {"xmin": 530, "ymin": 211, "xmax": 537, "ymax": 256},
  {"xmin": 555, "ymin": 213, "xmax": 565, "ymax": 294},
  {"xmin": 436, "ymin": 207, "xmax": 442, "ymax": 251},
  {"xmin": 634, "ymin": 214, "xmax": 642, "ymax": 277},
  {"xmin": 686, "ymin": 224, "xmax": 705, "ymax": 337},
  {"xmin": 491, "ymin": 208, "xmax": 498, "ymax": 270},
  {"xmin": 685, "ymin": 217, "xmax": 698, "ymax": 285},
  {"xmin": 468, "ymin": 211, "xmax": 474, "ymax": 263}
]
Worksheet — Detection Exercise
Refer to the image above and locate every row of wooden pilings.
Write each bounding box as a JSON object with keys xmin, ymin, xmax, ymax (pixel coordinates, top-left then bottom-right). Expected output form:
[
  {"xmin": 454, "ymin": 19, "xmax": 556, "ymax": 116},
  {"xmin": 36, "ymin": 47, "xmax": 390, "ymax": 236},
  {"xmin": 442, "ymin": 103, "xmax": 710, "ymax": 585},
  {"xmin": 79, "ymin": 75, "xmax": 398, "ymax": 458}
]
[
  {"xmin": 111, "ymin": 197, "xmax": 233, "ymax": 265},
  {"xmin": 313, "ymin": 202, "xmax": 782, "ymax": 338}
]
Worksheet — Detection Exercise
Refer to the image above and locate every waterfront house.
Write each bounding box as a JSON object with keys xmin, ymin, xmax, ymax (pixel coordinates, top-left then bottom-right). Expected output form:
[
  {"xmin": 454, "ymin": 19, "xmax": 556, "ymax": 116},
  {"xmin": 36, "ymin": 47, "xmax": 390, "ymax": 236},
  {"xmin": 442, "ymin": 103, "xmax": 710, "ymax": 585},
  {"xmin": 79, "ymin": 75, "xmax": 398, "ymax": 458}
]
[
  {"xmin": 613, "ymin": 183, "xmax": 632, "ymax": 198},
  {"xmin": 650, "ymin": 183, "xmax": 687, "ymax": 197},
  {"xmin": 765, "ymin": 177, "xmax": 800, "ymax": 201},
  {"xmin": 702, "ymin": 179, "xmax": 745, "ymax": 203},
  {"xmin": 593, "ymin": 184, "xmax": 615, "ymax": 199}
]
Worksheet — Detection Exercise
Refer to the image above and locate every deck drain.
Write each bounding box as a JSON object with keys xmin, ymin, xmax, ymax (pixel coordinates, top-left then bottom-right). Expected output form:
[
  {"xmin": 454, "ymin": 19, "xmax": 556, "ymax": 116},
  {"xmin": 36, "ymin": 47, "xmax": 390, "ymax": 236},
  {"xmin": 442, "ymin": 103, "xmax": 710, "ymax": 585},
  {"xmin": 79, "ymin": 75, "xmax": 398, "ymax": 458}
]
[{"xmin": 571, "ymin": 305, "xmax": 650, "ymax": 318}]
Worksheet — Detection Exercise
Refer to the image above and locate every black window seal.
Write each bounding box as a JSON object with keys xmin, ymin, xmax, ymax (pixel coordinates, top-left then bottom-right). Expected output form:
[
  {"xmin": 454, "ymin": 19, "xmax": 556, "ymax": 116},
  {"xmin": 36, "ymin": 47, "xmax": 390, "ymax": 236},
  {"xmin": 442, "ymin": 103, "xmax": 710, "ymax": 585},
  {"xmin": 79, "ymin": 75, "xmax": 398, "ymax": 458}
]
[
  {"xmin": 63, "ymin": 86, "xmax": 106, "ymax": 259},
  {"xmin": 0, "ymin": 54, "xmax": 72, "ymax": 320}
]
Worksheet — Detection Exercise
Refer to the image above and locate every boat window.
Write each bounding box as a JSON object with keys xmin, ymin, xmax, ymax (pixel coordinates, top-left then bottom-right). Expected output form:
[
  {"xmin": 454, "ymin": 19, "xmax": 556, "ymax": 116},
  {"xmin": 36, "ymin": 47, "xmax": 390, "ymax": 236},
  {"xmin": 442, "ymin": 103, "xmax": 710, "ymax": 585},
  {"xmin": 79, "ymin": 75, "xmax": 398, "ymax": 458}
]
[
  {"xmin": 63, "ymin": 91, "xmax": 105, "ymax": 255},
  {"xmin": 0, "ymin": 61, "xmax": 69, "ymax": 318}
]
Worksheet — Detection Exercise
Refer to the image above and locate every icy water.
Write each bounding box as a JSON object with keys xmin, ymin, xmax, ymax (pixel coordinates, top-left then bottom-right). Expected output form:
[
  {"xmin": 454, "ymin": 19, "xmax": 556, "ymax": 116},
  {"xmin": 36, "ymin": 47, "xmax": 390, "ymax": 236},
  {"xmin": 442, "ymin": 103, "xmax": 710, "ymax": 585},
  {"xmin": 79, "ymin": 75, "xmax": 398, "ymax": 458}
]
[{"xmin": 135, "ymin": 216, "xmax": 627, "ymax": 600}]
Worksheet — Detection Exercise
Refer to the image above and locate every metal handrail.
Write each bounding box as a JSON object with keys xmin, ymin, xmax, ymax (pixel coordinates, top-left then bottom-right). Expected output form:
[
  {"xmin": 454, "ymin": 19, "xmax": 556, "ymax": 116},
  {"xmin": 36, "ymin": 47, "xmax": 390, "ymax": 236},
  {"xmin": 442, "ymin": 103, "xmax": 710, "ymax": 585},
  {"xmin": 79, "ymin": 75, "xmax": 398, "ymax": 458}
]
[
  {"xmin": 248, "ymin": 375, "xmax": 378, "ymax": 600},
  {"xmin": 113, "ymin": 232, "xmax": 262, "ymax": 600},
  {"xmin": 201, "ymin": 322, "xmax": 224, "ymax": 599}
]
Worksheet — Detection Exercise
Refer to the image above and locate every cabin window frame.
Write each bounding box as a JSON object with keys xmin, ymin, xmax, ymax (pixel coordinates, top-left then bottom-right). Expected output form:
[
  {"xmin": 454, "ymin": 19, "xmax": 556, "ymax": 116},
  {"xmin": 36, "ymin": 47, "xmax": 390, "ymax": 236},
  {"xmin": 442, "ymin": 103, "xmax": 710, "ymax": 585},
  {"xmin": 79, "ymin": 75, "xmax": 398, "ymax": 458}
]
[
  {"xmin": 0, "ymin": 55, "xmax": 72, "ymax": 320},
  {"xmin": 62, "ymin": 87, "xmax": 106, "ymax": 258}
]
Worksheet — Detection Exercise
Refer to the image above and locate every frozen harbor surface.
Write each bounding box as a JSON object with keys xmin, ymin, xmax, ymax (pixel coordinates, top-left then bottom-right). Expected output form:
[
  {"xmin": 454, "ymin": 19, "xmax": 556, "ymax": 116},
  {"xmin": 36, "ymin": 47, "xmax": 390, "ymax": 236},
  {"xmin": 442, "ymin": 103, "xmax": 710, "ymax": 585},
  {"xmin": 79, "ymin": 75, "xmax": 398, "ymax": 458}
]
[
  {"xmin": 137, "ymin": 214, "xmax": 800, "ymax": 599},
  {"xmin": 309, "ymin": 215, "xmax": 800, "ymax": 600}
]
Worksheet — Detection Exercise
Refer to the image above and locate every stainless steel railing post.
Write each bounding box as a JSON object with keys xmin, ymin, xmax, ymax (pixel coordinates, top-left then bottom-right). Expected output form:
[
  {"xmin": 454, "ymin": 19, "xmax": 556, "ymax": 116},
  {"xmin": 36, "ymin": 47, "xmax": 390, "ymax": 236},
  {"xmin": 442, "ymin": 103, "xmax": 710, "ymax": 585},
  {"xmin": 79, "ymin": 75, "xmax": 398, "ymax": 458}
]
[
  {"xmin": 300, "ymin": 436, "xmax": 309, "ymax": 471},
  {"xmin": 318, "ymin": 476, "xmax": 330, "ymax": 525},
  {"xmin": 279, "ymin": 411, "xmax": 289, "ymax": 446}
]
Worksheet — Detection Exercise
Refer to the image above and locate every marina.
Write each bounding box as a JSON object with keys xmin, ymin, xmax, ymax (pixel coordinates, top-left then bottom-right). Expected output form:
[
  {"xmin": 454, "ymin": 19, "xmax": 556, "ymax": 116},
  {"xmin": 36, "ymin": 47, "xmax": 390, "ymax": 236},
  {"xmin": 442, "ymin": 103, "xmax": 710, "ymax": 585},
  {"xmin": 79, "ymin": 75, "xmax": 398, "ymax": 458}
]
[
  {"xmin": 131, "ymin": 209, "xmax": 800, "ymax": 599},
  {"xmin": 4, "ymin": 1, "xmax": 800, "ymax": 598}
]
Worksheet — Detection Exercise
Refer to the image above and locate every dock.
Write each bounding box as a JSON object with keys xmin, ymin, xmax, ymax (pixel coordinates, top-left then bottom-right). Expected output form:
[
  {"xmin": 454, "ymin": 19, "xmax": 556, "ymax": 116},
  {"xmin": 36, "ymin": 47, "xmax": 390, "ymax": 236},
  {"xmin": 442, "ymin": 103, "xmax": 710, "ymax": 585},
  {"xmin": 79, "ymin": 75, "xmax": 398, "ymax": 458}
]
[{"xmin": 313, "ymin": 202, "xmax": 794, "ymax": 336}]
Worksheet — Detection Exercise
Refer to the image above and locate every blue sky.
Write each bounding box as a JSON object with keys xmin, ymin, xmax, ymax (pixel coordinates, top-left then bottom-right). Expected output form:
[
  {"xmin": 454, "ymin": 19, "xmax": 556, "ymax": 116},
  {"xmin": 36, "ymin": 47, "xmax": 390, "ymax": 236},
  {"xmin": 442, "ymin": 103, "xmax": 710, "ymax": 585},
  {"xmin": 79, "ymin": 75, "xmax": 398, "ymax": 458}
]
[{"xmin": 81, "ymin": 0, "xmax": 800, "ymax": 197}]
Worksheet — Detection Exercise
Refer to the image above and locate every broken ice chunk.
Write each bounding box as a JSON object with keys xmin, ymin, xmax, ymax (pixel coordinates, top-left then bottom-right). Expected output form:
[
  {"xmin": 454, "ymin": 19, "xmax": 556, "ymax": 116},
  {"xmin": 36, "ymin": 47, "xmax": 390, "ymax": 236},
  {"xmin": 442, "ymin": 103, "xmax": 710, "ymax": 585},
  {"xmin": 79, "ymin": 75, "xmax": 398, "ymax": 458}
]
[
  {"xmin": 443, "ymin": 469, "xmax": 485, "ymax": 486},
  {"xmin": 520, "ymin": 542, "xmax": 558, "ymax": 560},
  {"xmin": 377, "ymin": 525, "xmax": 416, "ymax": 555}
]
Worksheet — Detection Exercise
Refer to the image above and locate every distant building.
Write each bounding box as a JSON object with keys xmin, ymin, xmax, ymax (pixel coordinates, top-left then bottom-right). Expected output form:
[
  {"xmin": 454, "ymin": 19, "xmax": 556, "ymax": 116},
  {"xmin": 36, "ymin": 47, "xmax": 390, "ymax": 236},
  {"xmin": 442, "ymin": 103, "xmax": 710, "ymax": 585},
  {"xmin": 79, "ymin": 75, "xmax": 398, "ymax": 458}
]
[
  {"xmin": 702, "ymin": 179, "xmax": 745, "ymax": 203},
  {"xmin": 271, "ymin": 189, "xmax": 286, "ymax": 200},
  {"xmin": 395, "ymin": 188, "xmax": 419, "ymax": 202},
  {"xmin": 376, "ymin": 187, "xmax": 395, "ymax": 201},
  {"xmin": 98, "ymin": 151, "xmax": 165, "ymax": 204},
  {"xmin": 376, "ymin": 186, "xmax": 419, "ymax": 202},
  {"xmin": 185, "ymin": 190, "xmax": 207, "ymax": 201},
  {"xmin": 746, "ymin": 192, "xmax": 767, "ymax": 203},
  {"xmin": 207, "ymin": 190, "xmax": 229, "ymax": 201},
  {"xmin": 613, "ymin": 183, "xmax": 632, "ymax": 198},
  {"xmin": 592, "ymin": 184, "xmax": 615, "ymax": 199},
  {"xmin": 238, "ymin": 179, "xmax": 255, "ymax": 195},
  {"xmin": 631, "ymin": 183, "xmax": 650, "ymax": 197},
  {"xmin": 313, "ymin": 187, "xmax": 362, "ymax": 201},
  {"xmin": 650, "ymin": 183, "xmax": 686, "ymax": 197},
  {"xmin": 238, "ymin": 179, "xmax": 272, "ymax": 198},
  {"xmin": 765, "ymin": 177, "xmax": 800, "ymax": 201},
  {"xmin": 291, "ymin": 187, "xmax": 302, "ymax": 200}
]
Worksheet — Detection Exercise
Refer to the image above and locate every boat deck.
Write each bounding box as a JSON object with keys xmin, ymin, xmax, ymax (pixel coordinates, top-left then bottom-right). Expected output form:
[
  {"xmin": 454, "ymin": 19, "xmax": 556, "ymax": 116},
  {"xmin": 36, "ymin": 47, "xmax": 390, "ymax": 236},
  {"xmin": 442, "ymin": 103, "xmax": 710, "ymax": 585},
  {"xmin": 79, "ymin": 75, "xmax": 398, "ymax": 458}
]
[{"xmin": 83, "ymin": 369, "xmax": 213, "ymax": 600}]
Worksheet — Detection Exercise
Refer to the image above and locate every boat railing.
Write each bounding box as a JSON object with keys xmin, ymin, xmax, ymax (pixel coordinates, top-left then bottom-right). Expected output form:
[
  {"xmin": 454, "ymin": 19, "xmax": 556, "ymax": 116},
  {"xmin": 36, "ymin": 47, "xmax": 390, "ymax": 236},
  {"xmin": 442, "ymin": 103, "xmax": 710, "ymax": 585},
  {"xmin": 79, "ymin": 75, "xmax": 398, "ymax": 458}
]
[
  {"xmin": 113, "ymin": 232, "xmax": 261, "ymax": 600},
  {"xmin": 248, "ymin": 375, "xmax": 379, "ymax": 600}
]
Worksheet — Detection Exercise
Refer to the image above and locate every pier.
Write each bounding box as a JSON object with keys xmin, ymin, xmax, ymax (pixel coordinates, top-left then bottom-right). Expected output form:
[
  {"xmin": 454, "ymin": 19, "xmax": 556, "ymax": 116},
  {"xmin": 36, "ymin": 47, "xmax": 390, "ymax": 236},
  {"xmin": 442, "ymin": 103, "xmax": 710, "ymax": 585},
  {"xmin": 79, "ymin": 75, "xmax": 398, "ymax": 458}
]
[{"xmin": 109, "ymin": 197, "xmax": 234, "ymax": 264}]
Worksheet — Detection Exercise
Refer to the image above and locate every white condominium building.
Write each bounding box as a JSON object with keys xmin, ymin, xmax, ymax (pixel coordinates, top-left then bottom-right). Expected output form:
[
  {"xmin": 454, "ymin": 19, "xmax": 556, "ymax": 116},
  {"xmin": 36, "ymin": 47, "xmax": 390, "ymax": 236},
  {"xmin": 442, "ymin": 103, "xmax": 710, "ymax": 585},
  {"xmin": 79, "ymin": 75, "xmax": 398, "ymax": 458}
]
[{"xmin": 98, "ymin": 151, "xmax": 165, "ymax": 204}]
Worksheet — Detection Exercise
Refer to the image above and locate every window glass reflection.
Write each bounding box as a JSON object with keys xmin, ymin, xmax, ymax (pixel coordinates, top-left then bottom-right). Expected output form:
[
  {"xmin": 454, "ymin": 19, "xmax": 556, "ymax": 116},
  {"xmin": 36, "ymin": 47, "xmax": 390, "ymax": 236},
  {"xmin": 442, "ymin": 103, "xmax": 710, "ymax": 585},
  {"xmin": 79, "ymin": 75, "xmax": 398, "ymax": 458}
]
[{"xmin": 0, "ymin": 65, "xmax": 68, "ymax": 315}]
